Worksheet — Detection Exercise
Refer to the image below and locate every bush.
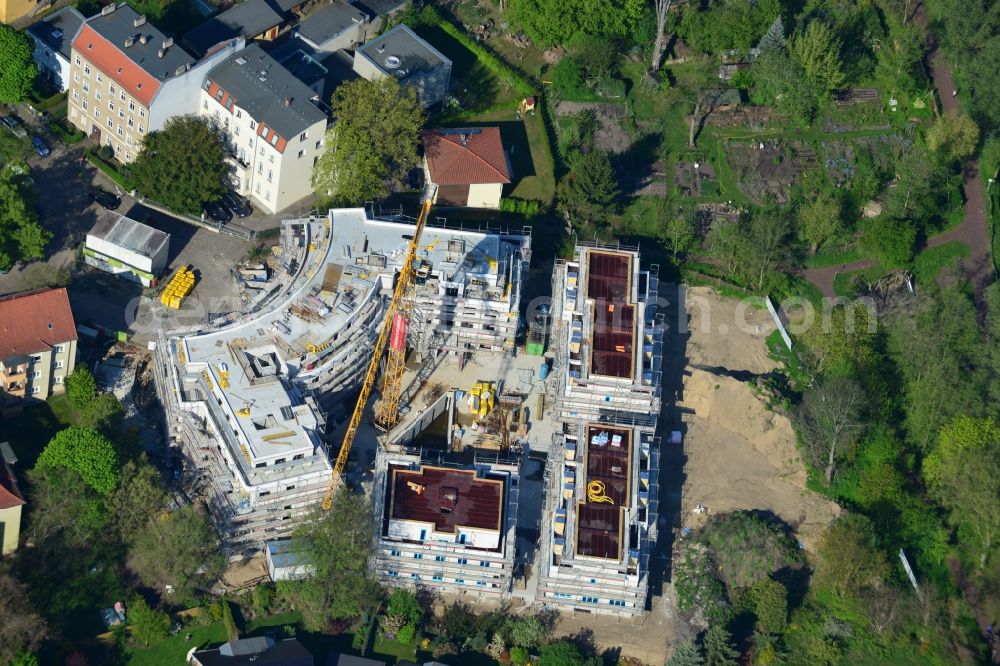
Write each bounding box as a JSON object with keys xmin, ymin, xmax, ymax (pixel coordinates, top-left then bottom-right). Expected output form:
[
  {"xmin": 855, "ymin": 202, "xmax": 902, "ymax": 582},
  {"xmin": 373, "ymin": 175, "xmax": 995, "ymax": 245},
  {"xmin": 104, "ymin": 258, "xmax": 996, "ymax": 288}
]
[
  {"xmin": 594, "ymin": 77, "xmax": 626, "ymax": 99},
  {"xmin": 251, "ymin": 584, "xmax": 274, "ymax": 615},
  {"xmin": 499, "ymin": 198, "xmax": 542, "ymax": 217},
  {"xmin": 65, "ymin": 367, "xmax": 97, "ymax": 410},
  {"xmin": 510, "ymin": 646, "xmax": 530, "ymax": 666},
  {"xmin": 397, "ymin": 624, "xmax": 416, "ymax": 645},
  {"xmin": 550, "ymin": 57, "xmax": 587, "ymax": 100}
]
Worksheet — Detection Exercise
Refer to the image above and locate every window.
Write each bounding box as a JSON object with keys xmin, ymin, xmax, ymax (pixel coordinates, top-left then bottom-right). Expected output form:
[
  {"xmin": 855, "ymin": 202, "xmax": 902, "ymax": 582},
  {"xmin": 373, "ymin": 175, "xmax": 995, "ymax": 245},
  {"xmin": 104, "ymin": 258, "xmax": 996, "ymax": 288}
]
[
  {"xmin": 413, "ymin": 553, "xmax": 423, "ymax": 560},
  {"xmin": 250, "ymin": 120, "xmax": 256, "ymax": 130},
  {"xmin": 608, "ymin": 600, "xmax": 626, "ymax": 607},
  {"xmin": 274, "ymin": 457, "xmax": 285, "ymax": 464},
  {"xmin": 72, "ymin": 90, "xmax": 79, "ymax": 100},
  {"xmin": 410, "ymin": 573, "xmax": 420, "ymax": 580},
  {"xmin": 315, "ymin": 140, "xmax": 321, "ymax": 150},
  {"xmin": 390, "ymin": 549, "xmax": 401, "ymax": 557},
  {"xmin": 589, "ymin": 578, "xmax": 597, "ymax": 584},
  {"xmin": 479, "ymin": 561, "xmax": 489, "ymax": 568},
  {"xmin": 107, "ymin": 101, "xmax": 113, "ymax": 111},
  {"xmin": 73, "ymin": 73, "xmax": 80, "ymax": 83},
  {"xmin": 128, "ymin": 101, "xmax": 134, "ymax": 111},
  {"xmin": 139, "ymin": 109, "xmax": 145, "ymax": 118},
  {"xmin": 82, "ymin": 81, "xmax": 89, "ymax": 92},
  {"xmin": 255, "ymin": 462, "xmax": 266, "ymax": 468},
  {"xmin": 106, "ymin": 118, "xmax": 112, "ymax": 129},
  {"xmin": 235, "ymin": 125, "xmax": 240, "ymax": 136},
  {"xmin": 554, "ymin": 592, "xmax": 574, "ymax": 599},
  {"xmin": 95, "ymin": 91, "xmax": 101, "ymax": 101},
  {"xmin": 54, "ymin": 375, "xmax": 63, "ymax": 384},
  {"xmin": 418, "ymin": 529, "xmax": 427, "ymax": 541},
  {"xmin": 458, "ymin": 534, "xmax": 467, "ymax": 544},
  {"xmin": 202, "ymin": 99, "xmax": 209, "ymax": 110},
  {"xmin": 93, "ymin": 108, "xmax": 99, "ymax": 118},
  {"xmin": 75, "ymin": 55, "xmax": 80, "ymax": 65},
  {"xmin": 432, "ymin": 575, "xmax": 443, "ymax": 582},
  {"xmin": 83, "ymin": 64, "xmax": 90, "ymax": 75},
  {"xmin": 96, "ymin": 73, "xmax": 102, "ymax": 83},
  {"xmin": 434, "ymin": 555, "xmax": 445, "ymax": 562},
  {"xmin": 455, "ymin": 579, "xmax": 464, "ymax": 584},
  {"xmin": 255, "ymin": 183, "xmax": 261, "ymax": 194},
  {"xmin": 286, "ymin": 484, "xmax": 295, "ymax": 490},
  {"xmin": 32, "ymin": 371, "xmax": 41, "ymax": 379},
  {"xmin": 82, "ymin": 99, "xmax": 88, "ymax": 110},
  {"xmin": 265, "ymin": 190, "xmax": 271, "ymax": 200},
  {"xmin": 267, "ymin": 169, "xmax": 272, "ymax": 183},
  {"xmin": 297, "ymin": 149, "xmax": 305, "ymax": 158},
  {"xmin": 125, "ymin": 151, "xmax": 131, "ymax": 160},
  {"xmin": 259, "ymin": 146, "xmax": 264, "ymax": 156},
  {"xmin": 256, "ymin": 163, "xmax": 262, "ymax": 175},
  {"xmin": 268, "ymin": 153, "xmax": 274, "ymax": 163},
  {"xmin": 109, "ymin": 84, "xmax": 115, "ymax": 95},
  {"xmin": 118, "ymin": 109, "xmax": 124, "ymax": 119},
  {"xmin": 476, "ymin": 581, "xmax": 486, "ymax": 587},
  {"xmin": 127, "ymin": 117, "xmax": 133, "ymax": 128},
  {"xmin": 138, "ymin": 125, "xmax": 144, "ymax": 134},
  {"xmin": 581, "ymin": 596, "xmax": 598, "ymax": 604},
  {"xmin": 54, "ymin": 345, "xmax": 64, "ymax": 353},
  {"xmin": 31, "ymin": 386, "xmax": 40, "ymax": 395},
  {"xmin": 269, "ymin": 134, "xmax": 278, "ymax": 146},
  {"xmin": 457, "ymin": 558, "xmax": 468, "ymax": 565},
  {"xmin": 299, "ymin": 131, "xmax": 307, "ymax": 140},
  {"xmin": 120, "ymin": 92, "xmax": 126, "ymax": 102},
  {"xmin": 236, "ymin": 109, "xmax": 242, "ymax": 119},
  {"xmin": 117, "ymin": 126, "xmax": 123, "ymax": 137},
  {"xmin": 259, "ymin": 490, "xmax": 270, "ymax": 496},
  {"xmin": 55, "ymin": 360, "xmax": 64, "ymax": 369}
]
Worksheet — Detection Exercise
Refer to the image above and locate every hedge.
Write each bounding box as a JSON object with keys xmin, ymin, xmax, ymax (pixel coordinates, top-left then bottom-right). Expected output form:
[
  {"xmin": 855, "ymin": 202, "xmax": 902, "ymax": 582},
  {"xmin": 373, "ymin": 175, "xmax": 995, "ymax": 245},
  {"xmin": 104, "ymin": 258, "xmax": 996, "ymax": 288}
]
[
  {"xmin": 49, "ymin": 120, "xmax": 84, "ymax": 144},
  {"xmin": 86, "ymin": 150, "xmax": 134, "ymax": 191},
  {"xmin": 499, "ymin": 197, "xmax": 541, "ymax": 217}
]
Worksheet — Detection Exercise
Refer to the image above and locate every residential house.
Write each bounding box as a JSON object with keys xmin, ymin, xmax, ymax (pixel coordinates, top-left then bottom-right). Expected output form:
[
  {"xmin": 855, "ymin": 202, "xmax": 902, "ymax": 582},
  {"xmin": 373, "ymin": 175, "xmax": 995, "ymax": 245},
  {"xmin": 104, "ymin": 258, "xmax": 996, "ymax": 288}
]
[
  {"xmin": 422, "ymin": 127, "xmax": 511, "ymax": 208},
  {"xmin": 353, "ymin": 24, "xmax": 451, "ymax": 107},
  {"xmin": 293, "ymin": 1, "xmax": 369, "ymax": 53},
  {"xmin": 27, "ymin": 7, "xmax": 87, "ymax": 93},
  {"xmin": 183, "ymin": 0, "xmax": 287, "ymax": 58},
  {"xmin": 326, "ymin": 656, "xmax": 386, "ymax": 666},
  {"xmin": 0, "ymin": 288, "xmax": 78, "ymax": 416},
  {"xmin": 200, "ymin": 44, "xmax": 328, "ymax": 213},
  {"xmin": 0, "ymin": 442, "xmax": 25, "ymax": 556},
  {"xmin": 190, "ymin": 637, "xmax": 313, "ymax": 666},
  {"xmin": 0, "ymin": 0, "xmax": 35, "ymax": 25},
  {"xmin": 68, "ymin": 3, "xmax": 243, "ymax": 164},
  {"xmin": 84, "ymin": 211, "xmax": 170, "ymax": 287},
  {"xmin": 351, "ymin": 0, "xmax": 407, "ymax": 35}
]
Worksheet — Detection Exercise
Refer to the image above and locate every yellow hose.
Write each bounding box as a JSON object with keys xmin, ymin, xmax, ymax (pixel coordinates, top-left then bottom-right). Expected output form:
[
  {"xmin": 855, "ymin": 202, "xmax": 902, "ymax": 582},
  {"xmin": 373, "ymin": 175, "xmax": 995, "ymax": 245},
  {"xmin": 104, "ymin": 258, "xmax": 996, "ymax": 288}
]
[{"xmin": 587, "ymin": 480, "xmax": 615, "ymax": 504}]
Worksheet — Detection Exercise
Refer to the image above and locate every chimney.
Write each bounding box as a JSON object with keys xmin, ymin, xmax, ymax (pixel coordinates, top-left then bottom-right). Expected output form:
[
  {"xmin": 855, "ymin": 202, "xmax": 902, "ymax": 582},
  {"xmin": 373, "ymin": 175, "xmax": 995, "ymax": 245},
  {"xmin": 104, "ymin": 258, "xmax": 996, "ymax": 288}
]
[
  {"xmin": 284, "ymin": 97, "xmax": 290, "ymax": 107},
  {"xmin": 124, "ymin": 35, "xmax": 135, "ymax": 48},
  {"xmin": 162, "ymin": 37, "xmax": 173, "ymax": 50},
  {"xmin": 100, "ymin": 3, "xmax": 115, "ymax": 15},
  {"xmin": 157, "ymin": 48, "xmax": 165, "ymax": 58},
  {"xmin": 133, "ymin": 14, "xmax": 146, "ymax": 27},
  {"xmin": 459, "ymin": 133, "xmax": 468, "ymax": 146},
  {"xmin": 139, "ymin": 33, "xmax": 149, "ymax": 44}
]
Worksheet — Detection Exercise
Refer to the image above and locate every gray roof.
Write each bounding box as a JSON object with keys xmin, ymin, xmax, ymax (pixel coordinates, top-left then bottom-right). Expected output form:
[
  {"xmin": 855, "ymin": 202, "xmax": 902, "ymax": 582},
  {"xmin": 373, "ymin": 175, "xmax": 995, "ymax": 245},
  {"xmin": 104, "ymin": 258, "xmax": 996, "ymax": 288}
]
[
  {"xmin": 207, "ymin": 44, "xmax": 327, "ymax": 140},
  {"xmin": 326, "ymin": 655, "xmax": 387, "ymax": 666},
  {"xmin": 357, "ymin": 24, "xmax": 449, "ymax": 77},
  {"xmin": 296, "ymin": 1, "xmax": 369, "ymax": 45},
  {"xmin": 194, "ymin": 638, "xmax": 313, "ymax": 666},
  {"xmin": 84, "ymin": 3, "xmax": 196, "ymax": 82},
  {"xmin": 183, "ymin": 0, "xmax": 283, "ymax": 56},
  {"xmin": 88, "ymin": 212, "xmax": 170, "ymax": 260},
  {"xmin": 27, "ymin": 6, "xmax": 87, "ymax": 60},
  {"xmin": 350, "ymin": 0, "xmax": 407, "ymax": 16}
]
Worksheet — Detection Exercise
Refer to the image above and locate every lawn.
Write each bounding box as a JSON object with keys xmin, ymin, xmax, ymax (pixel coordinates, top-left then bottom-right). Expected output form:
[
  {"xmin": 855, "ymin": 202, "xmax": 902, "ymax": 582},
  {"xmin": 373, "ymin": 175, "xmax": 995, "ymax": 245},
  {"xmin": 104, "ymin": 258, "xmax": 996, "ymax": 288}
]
[
  {"xmin": 372, "ymin": 634, "xmax": 419, "ymax": 663},
  {"xmin": 804, "ymin": 247, "xmax": 863, "ymax": 269},
  {"xmin": 913, "ymin": 241, "xmax": 970, "ymax": 285},
  {"xmin": 458, "ymin": 110, "xmax": 556, "ymax": 204},
  {"xmin": 0, "ymin": 394, "xmax": 78, "ymax": 466},
  {"xmin": 832, "ymin": 262, "xmax": 885, "ymax": 297}
]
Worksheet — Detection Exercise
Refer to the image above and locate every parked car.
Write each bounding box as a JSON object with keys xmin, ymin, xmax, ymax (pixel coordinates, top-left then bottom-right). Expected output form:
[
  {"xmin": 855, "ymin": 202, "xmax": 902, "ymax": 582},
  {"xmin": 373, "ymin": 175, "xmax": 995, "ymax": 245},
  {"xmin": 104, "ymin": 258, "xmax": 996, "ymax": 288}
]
[
  {"xmin": 90, "ymin": 189, "xmax": 121, "ymax": 210},
  {"xmin": 222, "ymin": 191, "xmax": 251, "ymax": 218},
  {"xmin": 31, "ymin": 137, "xmax": 49, "ymax": 158},
  {"xmin": 204, "ymin": 201, "xmax": 232, "ymax": 224},
  {"xmin": 1, "ymin": 115, "xmax": 27, "ymax": 138}
]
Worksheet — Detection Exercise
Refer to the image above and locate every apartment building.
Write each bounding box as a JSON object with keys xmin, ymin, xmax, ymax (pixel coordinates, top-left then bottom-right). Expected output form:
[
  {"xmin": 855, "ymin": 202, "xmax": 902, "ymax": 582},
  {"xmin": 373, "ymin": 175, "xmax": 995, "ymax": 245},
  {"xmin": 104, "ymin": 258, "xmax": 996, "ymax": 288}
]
[
  {"xmin": 200, "ymin": 44, "xmax": 328, "ymax": 214},
  {"xmin": 536, "ymin": 244, "xmax": 663, "ymax": 615},
  {"xmin": 68, "ymin": 3, "xmax": 242, "ymax": 164},
  {"xmin": 0, "ymin": 288, "xmax": 78, "ymax": 417},
  {"xmin": 372, "ymin": 447, "xmax": 520, "ymax": 597},
  {"xmin": 27, "ymin": 7, "xmax": 87, "ymax": 93}
]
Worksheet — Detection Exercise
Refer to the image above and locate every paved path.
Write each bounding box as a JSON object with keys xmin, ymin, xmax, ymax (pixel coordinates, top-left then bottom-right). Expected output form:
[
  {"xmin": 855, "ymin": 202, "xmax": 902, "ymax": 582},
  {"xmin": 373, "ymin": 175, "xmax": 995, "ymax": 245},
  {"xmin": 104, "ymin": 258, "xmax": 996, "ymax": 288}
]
[{"xmin": 802, "ymin": 15, "xmax": 995, "ymax": 299}]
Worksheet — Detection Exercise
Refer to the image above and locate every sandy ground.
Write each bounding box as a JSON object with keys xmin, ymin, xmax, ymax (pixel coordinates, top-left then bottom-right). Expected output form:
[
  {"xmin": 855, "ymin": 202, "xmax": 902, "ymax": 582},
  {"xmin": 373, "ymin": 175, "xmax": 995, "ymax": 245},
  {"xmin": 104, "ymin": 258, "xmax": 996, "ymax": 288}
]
[{"xmin": 677, "ymin": 287, "xmax": 840, "ymax": 552}]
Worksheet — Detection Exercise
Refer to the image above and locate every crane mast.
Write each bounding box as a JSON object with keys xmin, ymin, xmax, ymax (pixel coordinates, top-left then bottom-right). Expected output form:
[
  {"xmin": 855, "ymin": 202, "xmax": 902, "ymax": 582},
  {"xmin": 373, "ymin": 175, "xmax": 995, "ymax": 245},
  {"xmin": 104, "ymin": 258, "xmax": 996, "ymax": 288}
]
[{"xmin": 321, "ymin": 197, "xmax": 433, "ymax": 510}]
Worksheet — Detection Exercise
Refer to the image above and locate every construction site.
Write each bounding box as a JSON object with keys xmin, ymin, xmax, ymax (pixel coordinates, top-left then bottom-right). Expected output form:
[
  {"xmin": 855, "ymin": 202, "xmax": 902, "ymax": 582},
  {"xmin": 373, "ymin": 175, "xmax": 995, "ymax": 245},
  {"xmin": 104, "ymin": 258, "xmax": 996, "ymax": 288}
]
[{"xmin": 152, "ymin": 199, "xmax": 667, "ymax": 615}]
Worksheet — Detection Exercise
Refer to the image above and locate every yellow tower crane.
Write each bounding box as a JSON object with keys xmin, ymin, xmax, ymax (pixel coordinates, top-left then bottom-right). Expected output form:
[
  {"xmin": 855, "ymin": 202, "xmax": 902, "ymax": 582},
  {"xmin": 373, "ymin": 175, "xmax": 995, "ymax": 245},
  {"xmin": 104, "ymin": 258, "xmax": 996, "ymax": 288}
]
[{"xmin": 321, "ymin": 197, "xmax": 434, "ymax": 510}]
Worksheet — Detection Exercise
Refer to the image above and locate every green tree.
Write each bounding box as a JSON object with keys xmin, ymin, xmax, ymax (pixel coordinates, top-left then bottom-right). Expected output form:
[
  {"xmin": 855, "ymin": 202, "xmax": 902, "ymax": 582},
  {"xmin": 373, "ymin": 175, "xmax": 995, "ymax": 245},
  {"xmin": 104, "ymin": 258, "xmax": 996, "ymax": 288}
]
[
  {"xmin": 758, "ymin": 16, "xmax": 786, "ymax": 52},
  {"xmin": 0, "ymin": 574, "xmax": 48, "ymax": 664},
  {"xmin": 130, "ymin": 116, "xmax": 230, "ymax": 214},
  {"xmin": 962, "ymin": 35, "xmax": 1000, "ymax": 132},
  {"xmin": 668, "ymin": 640, "xmax": 705, "ymax": 666},
  {"xmin": 509, "ymin": 0, "xmax": 646, "ymax": 46},
  {"xmin": 747, "ymin": 578, "xmax": 788, "ymax": 634},
  {"xmin": 797, "ymin": 192, "xmax": 843, "ymax": 253},
  {"xmin": 312, "ymin": 77, "xmax": 424, "ymax": 204},
  {"xmin": 0, "ymin": 25, "xmax": 36, "ymax": 104},
  {"xmin": 128, "ymin": 597, "xmax": 170, "ymax": 646},
  {"xmin": 81, "ymin": 391, "xmax": 125, "ymax": 431},
  {"xmin": 924, "ymin": 416, "xmax": 1000, "ymax": 569},
  {"xmin": 699, "ymin": 512, "xmax": 804, "ymax": 590},
  {"xmin": 789, "ymin": 21, "xmax": 846, "ymax": 93},
  {"xmin": 926, "ymin": 112, "xmax": 980, "ymax": 163},
  {"xmin": 538, "ymin": 639, "xmax": 596, "ymax": 666},
  {"xmin": 801, "ymin": 303, "xmax": 878, "ymax": 373},
  {"xmin": 815, "ymin": 514, "xmax": 889, "ymax": 596},
  {"xmin": 661, "ymin": 211, "xmax": 697, "ymax": 259},
  {"xmin": 382, "ymin": 588, "xmax": 422, "ymax": 639},
  {"xmin": 702, "ymin": 625, "xmax": 738, "ymax": 666},
  {"xmin": 10, "ymin": 652, "xmax": 40, "ymax": 666},
  {"xmin": 37, "ymin": 426, "xmax": 119, "ymax": 496},
  {"xmin": 506, "ymin": 614, "xmax": 548, "ymax": 649},
  {"xmin": 882, "ymin": 146, "xmax": 950, "ymax": 224},
  {"xmin": 26, "ymin": 463, "xmax": 109, "ymax": 542},
  {"xmin": 65, "ymin": 367, "xmax": 98, "ymax": 409},
  {"xmin": 107, "ymin": 458, "xmax": 167, "ymax": 543},
  {"xmin": 130, "ymin": 505, "xmax": 225, "ymax": 599},
  {"xmin": 277, "ymin": 490, "xmax": 378, "ymax": 630},
  {"xmin": 557, "ymin": 150, "xmax": 620, "ymax": 232},
  {"xmin": 750, "ymin": 51, "xmax": 819, "ymax": 123},
  {"xmin": 874, "ymin": 22, "xmax": 923, "ymax": 96},
  {"xmin": 796, "ymin": 376, "xmax": 866, "ymax": 484},
  {"xmin": 0, "ymin": 171, "xmax": 50, "ymax": 271}
]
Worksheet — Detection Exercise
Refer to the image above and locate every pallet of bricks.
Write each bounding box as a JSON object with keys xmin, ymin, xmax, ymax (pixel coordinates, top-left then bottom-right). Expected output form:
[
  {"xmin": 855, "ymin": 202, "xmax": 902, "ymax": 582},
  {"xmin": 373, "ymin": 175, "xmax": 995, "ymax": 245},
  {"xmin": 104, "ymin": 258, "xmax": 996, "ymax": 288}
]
[{"xmin": 161, "ymin": 266, "xmax": 196, "ymax": 309}]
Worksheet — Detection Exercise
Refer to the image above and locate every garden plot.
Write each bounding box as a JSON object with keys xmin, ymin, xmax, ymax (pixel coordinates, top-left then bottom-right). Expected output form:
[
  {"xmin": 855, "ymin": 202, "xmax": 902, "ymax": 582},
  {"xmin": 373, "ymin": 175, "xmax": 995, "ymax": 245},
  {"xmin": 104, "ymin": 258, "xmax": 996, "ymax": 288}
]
[
  {"xmin": 675, "ymin": 155, "xmax": 719, "ymax": 197},
  {"xmin": 554, "ymin": 101, "xmax": 631, "ymax": 153},
  {"xmin": 703, "ymin": 105, "xmax": 778, "ymax": 130},
  {"xmin": 822, "ymin": 134, "xmax": 903, "ymax": 187},
  {"xmin": 725, "ymin": 140, "xmax": 817, "ymax": 205}
]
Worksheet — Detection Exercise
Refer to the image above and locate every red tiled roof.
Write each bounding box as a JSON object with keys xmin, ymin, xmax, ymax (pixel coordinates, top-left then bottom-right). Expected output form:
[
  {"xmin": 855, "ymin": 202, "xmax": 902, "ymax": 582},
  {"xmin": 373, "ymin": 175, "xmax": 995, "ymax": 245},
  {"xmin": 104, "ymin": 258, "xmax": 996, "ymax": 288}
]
[
  {"xmin": 0, "ymin": 462, "xmax": 25, "ymax": 510},
  {"xmin": 73, "ymin": 24, "xmax": 161, "ymax": 107},
  {"xmin": 422, "ymin": 127, "xmax": 511, "ymax": 186},
  {"xmin": 0, "ymin": 288, "xmax": 77, "ymax": 362},
  {"xmin": 388, "ymin": 465, "xmax": 503, "ymax": 534}
]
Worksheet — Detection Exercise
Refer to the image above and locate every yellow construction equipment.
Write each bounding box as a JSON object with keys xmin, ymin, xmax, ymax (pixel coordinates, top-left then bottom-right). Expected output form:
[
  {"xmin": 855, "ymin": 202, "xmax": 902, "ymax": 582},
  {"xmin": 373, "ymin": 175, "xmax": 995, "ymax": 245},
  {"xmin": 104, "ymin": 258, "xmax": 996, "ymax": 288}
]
[
  {"xmin": 321, "ymin": 197, "xmax": 434, "ymax": 510},
  {"xmin": 467, "ymin": 381, "xmax": 496, "ymax": 418}
]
